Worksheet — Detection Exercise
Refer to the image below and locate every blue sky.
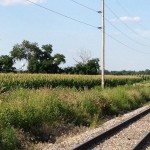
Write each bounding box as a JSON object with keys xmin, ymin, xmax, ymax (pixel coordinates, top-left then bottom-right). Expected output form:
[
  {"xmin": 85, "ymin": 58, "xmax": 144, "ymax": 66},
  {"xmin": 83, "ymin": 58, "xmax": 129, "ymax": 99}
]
[{"xmin": 0, "ymin": 0, "xmax": 150, "ymax": 71}]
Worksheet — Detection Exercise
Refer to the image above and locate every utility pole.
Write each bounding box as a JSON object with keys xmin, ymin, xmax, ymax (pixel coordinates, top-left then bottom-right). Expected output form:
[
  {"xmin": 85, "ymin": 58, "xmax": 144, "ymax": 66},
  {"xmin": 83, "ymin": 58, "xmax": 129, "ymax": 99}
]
[{"xmin": 101, "ymin": 0, "xmax": 105, "ymax": 88}]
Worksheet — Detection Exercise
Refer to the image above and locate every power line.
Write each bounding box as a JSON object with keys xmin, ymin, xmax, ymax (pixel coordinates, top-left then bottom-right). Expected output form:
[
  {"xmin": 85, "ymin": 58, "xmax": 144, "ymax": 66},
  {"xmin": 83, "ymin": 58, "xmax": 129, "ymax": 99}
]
[
  {"xmin": 105, "ymin": 3, "xmax": 147, "ymax": 38},
  {"xmin": 69, "ymin": 0, "xmax": 100, "ymax": 13},
  {"xmin": 25, "ymin": 1, "xmax": 149, "ymax": 54},
  {"xmin": 105, "ymin": 32, "xmax": 150, "ymax": 54},
  {"xmin": 105, "ymin": 17, "xmax": 150, "ymax": 48},
  {"xmin": 26, "ymin": 0, "xmax": 100, "ymax": 30},
  {"xmin": 116, "ymin": 0, "xmax": 135, "ymax": 17},
  {"xmin": 104, "ymin": 1, "xmax": 150, "ymax": 53},
  {"xmin": 115, "ymin": 0, "xmax": 147, "ymax": 31}
]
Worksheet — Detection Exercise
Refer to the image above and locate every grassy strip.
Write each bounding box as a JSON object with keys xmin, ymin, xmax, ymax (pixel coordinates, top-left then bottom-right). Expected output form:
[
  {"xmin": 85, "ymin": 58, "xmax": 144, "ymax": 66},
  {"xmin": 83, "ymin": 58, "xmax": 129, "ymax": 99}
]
[
  {"xmin": 0, "ymin": 84, "xmax": 150, "ymax": 149},
  {"xmin": 0, "ymin": 74, "xmax": 149, "ymax": 91}
]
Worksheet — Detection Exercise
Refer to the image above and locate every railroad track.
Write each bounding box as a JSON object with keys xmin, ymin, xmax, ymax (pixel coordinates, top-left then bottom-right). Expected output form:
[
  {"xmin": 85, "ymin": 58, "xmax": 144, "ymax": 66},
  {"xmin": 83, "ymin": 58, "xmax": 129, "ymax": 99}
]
[
  {"xmin": 132, "ymin": 131, "xmax": 150, "ymax": 150},
  {"xmin": 73, "ymin": 106, "xmax": 150, "ymax": 150}
]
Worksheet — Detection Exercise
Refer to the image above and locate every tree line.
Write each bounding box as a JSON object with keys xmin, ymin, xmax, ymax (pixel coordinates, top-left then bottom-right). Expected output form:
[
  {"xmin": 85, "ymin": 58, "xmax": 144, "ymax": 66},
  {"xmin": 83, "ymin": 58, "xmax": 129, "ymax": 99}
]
[
  {"xmin": 104, "ymin": 70, "xmax": 150, "ymax": 75},
  {"xmin": 0, "ymin": 40, "xmax": 100, "ymax": 75},
  {"xmin": 0, "ymin": 40, "xmax": 150, "ymax": 75}
]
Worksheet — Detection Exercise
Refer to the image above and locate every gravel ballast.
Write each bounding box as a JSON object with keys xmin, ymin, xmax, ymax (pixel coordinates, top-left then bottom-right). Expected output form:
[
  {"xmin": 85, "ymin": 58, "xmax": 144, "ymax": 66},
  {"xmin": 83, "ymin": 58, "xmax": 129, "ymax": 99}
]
[
  {"xmin": 93, "ymin": 113, "xmax": 150, "ymax": 150},
  {"xmin": 37, "ymin": 105, "xmax": 150, "ymax": 150}
]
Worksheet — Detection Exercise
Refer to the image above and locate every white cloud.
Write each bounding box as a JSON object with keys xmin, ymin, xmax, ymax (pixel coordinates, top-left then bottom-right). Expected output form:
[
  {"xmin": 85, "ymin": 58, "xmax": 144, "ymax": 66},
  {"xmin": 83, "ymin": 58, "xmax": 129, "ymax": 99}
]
[
  {"xmin": 0, "ymin": 0, "xmax": 44, "ymax": 5},
  {"xmin": 112, "ymin": 16, "xmax": 141, "ymax": 22},
  {"xmin": 119, "ymin": 16, "xmax": 141, "ymax": 22}
]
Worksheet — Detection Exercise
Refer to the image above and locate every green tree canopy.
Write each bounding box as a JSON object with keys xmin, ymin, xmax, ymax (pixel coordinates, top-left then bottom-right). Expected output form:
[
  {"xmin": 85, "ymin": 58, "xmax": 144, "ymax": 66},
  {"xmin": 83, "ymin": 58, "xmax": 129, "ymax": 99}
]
[
  {"xmin": 65, "ymin": 58, "xmax": 100, "ymax": 75},
  {"xmin": 10, "ymin": 40, "xmax": 66, "ymax": 73},
  {"xmin": 0, "ymin": 55, "xmax": 15, "ymax": 72}
]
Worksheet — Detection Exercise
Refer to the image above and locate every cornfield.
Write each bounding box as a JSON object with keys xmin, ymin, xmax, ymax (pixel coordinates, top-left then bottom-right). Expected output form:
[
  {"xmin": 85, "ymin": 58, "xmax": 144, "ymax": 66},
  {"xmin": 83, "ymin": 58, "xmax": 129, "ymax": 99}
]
[{"xmin": 0, "ymin": 73, "xmax": 149, "ymax": 91}]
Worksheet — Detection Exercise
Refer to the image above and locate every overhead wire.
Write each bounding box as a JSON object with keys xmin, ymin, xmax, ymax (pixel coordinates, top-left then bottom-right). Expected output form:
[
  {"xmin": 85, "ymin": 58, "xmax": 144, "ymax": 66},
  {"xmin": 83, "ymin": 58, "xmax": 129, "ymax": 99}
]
[
  {"xmin": 104, "ymin": 1, "xmax": 150, "ymax": 51},
  {"xmin": 69, "ymin": 0, "xmax": 100, "ymax": 13},
  {"xmin": 104, "ymin": 17, "xmax": 150, "ymax": 48},
  {"xmin": 105, "ymin": 32, "xmax": 150, "ymax": 54},
  {"xmin": 105, "ymin": 2, "xmax": 146, "ymax": 37},
  {"xmin": 115, "ymin": 0, "xmax": 147, "ymax": 31},
  {"xmin": 68, "ymin": 0, "xmax": 150, "ymax": 53},
  {"xmin": 25, "ymin": 0, "xmax": 100, "ymax": 30},
  {"xmin": 66, "ymin": 0, "xmax": 150, "ymax": 53},
  {"xmin": 25, "ymin": 0, "xmax": 149, "ymax": 54}
]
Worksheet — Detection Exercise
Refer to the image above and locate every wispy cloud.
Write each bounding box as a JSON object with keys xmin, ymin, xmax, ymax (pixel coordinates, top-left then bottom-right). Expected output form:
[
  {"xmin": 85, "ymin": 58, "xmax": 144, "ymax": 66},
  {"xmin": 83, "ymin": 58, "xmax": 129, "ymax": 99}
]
[
  {"xmin": 119, "ymin": 16, "xmax": 141, "ymax": 22},
  {"xmin": 112, "ymin": 16, "xmax": 141, "ymax": 22},
  {"xmin": 0, "ymin": 0, "xmax": 45, "ymax": 5}
]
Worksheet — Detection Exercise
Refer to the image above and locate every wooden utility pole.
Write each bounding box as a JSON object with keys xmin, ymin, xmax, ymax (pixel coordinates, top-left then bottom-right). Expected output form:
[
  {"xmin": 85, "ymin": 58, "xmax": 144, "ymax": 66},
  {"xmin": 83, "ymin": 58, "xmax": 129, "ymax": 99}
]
[{"xmin": 101, "ymin": 0, "xmax": 105, "ymax": 88}]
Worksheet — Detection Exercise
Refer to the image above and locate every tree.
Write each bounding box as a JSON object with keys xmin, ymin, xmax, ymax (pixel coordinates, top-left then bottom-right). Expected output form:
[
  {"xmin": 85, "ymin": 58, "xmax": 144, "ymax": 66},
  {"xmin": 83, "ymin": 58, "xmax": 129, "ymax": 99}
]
[
  {"xmin": 10, "ymin": 40, "xmax": 66, "ymax": 73},
  {"xmin": 65, "ymin": 58, "xmax": 100, "ymax": 75},
  {"xmin": 67, "ymin": 50, "xmax": 100, "ymax": 75},
  {"xmin": 85, "ymin": 58, "xmax": 100, "ymax": 75},
  {"xmin": 74, "ymin": 63, "xmax": 87, "ymax": 74},
  {"xmin": 144, "ymin": 69, "xmax": 150, "ymax": 75},
  {"xmin": 0, "ymin": 55, "xmax": 15, "ymax": 72},
  {"xmin": 74, "ymin": 50, "xmax": 91, "ymax": 64}
]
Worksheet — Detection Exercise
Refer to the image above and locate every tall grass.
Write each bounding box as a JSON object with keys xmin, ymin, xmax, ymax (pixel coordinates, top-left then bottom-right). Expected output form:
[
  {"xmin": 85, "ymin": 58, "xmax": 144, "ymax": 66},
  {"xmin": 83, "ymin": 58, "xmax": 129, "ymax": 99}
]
[{"xmin": 0, "ymin": 84, "xmax": 150, "ymax": 149}]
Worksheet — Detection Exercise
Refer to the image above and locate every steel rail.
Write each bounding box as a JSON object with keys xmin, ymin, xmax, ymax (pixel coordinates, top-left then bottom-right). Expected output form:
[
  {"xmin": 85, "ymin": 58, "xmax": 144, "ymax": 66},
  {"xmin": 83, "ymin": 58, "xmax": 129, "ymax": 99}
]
[
  {"xmin": 132, "ymin": 131, "xmax": 150, "ymax": 150},
  {"xmin": 73, "ymin": 106, "xmax": 150, "ymax": 150}
]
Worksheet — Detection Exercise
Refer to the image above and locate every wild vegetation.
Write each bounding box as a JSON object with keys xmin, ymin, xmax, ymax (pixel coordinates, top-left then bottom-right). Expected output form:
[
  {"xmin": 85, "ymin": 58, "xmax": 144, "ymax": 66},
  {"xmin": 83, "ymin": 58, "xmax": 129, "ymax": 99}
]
[{"xmin": 0, "ymin": 73, "xmax": 150, "ymax": 149}]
